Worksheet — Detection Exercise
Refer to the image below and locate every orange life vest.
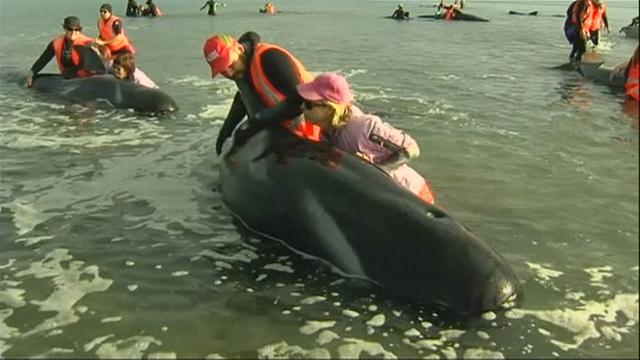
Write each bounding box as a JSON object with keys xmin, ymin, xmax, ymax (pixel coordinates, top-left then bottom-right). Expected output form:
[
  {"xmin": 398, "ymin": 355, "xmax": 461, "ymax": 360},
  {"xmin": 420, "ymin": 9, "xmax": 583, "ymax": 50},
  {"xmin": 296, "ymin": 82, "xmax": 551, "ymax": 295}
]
[
  {"xmin": 571, "ymin": 0, "xmax": 593, "ymax": 29},
  {"xmin": 51, "ymin": 33, "xmax": 95, "ymax": 78},
  {"xmin": 97, "ymin": 15, "xmax": 135, "ymax": 54},
  {"xmin": 589, "ymin": 3, "xmax": 606, "ymax": 31},
  {"xmin": 626, "ymin": 60, "xmax": 639, "ymax": 102},
  {"xmin": 249, "ymin": 43, "xmax": 322, "ymax": 141}
]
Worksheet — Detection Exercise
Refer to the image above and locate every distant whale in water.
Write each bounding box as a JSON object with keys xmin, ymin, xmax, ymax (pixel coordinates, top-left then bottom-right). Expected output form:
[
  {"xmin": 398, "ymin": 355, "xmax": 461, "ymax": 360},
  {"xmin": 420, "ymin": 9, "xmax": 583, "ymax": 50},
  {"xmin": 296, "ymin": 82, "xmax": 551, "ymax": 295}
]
[
  {"xmin": 219, "ymin": 127, "xmax": 522, "ymax": 315},
  {"xmin": 30, "ymin": 74, "xmax": 178, "ymax": 114}
]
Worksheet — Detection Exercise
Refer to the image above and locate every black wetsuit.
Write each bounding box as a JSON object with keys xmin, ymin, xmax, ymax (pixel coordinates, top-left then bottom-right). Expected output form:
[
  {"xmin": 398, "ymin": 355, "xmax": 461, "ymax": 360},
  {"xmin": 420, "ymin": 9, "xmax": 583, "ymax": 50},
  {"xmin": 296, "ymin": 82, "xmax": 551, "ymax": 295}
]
[
  {"xmin": 201, "ymin": 0, "xmax": 218, "ymax": 15},
  {"xmin": 214, "ymin": 31, "xmax": 307, "ymax": 155},
  {"xmin": 391, "ymin": 9, "xmax": 408, "ymax": 19},
  {"xmin": 30, "ymin": 39, "xmax": 79, "ymax": 78},
  {"xmin": 144, "ymin": 1, "xmax": 158, "ymax": 16},
  {"xmin": 126, "ymin": 0, "xmax": 141, "ymax": 17}
]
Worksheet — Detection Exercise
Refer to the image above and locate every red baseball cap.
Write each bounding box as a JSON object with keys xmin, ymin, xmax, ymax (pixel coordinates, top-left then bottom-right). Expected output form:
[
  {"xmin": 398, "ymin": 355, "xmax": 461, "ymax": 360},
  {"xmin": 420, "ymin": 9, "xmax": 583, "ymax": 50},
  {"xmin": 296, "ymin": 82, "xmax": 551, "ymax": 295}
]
[
  {"xmin": 297, "ymin": 73, "xmax": 353, "ymax": 105},
  {"xmin": 203, "ymin": 34, "xmax": 238, "ymax": 78}
]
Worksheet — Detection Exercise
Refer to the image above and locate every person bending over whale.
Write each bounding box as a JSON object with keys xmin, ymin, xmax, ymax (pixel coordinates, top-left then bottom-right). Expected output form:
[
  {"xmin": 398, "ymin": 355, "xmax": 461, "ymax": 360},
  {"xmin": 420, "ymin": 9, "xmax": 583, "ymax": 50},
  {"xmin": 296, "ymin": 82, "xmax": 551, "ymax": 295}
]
[
  {"xmin": 204, "ymin": 31, "xmax": 321, "ymax": 155},
  {"xmin": 297, "ymin": 73, "xmax": 435, "ymax": 204},
  {"xmin": 564, "ymin": 0, "xmax": 593, "ymax": 65},
  {"xmin": 26, "ymin": 16, "xmax": 98, "ymax": 88},
  {"xmin": 111, "ymin": 52, "xmax": 158, "ymax": 88}
]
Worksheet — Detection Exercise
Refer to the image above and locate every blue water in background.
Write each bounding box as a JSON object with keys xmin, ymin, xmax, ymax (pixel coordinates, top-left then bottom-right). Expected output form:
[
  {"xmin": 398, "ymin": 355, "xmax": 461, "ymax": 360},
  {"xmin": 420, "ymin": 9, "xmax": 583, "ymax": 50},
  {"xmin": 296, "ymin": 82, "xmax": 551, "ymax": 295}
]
[{"xmin": 0, "ymin": 0, "xmax": 638, "ymax": 357}]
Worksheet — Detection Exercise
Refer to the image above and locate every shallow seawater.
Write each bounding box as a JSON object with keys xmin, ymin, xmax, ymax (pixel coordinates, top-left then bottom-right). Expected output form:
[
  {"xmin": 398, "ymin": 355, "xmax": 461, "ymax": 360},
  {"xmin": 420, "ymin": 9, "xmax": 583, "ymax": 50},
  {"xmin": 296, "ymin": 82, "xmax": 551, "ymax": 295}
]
[{"xmin": 1, "ymin": 0, "xmax": 638, "ymax": 358}]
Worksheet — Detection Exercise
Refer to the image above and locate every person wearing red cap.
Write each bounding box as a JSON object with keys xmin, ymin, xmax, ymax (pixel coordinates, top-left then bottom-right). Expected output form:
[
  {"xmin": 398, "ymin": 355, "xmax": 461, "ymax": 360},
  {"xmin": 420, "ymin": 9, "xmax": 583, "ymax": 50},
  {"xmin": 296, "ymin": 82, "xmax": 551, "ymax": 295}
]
[
  {"xmin": 95, "ymin": 3, "xmax": 135, "ymax": 57},
  {"xmin": 203, "ymin": 31, "xmax": 322, "ymax": 155},
  {"xmin": 26, "ymin": 16, "xmax": 97, "ymax": 88},
  {"xmin": 296, "ymin": 73, "xmax": 435, "ymax": 205}
]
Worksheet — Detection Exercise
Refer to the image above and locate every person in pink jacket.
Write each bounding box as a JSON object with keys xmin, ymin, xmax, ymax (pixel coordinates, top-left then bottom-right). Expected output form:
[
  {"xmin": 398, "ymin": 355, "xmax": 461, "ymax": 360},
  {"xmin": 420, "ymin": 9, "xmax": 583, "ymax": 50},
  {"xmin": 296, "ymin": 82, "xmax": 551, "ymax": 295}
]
[
  {"xmin": 111, "ymin": 52, "xmax": 158, "ymax": 88},
  {"xmin": 297, "ymin": 72, "xmax": 435, "ymax": 204}
]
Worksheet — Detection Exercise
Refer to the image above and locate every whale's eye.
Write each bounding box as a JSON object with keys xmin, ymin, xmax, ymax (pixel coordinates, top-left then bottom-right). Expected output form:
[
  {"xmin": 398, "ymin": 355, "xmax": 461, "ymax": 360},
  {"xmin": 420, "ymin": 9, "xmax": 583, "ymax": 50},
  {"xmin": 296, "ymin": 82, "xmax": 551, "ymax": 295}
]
[{"xmin": 425, "ymin": 209, "xmax": 446, "ymax": 219}]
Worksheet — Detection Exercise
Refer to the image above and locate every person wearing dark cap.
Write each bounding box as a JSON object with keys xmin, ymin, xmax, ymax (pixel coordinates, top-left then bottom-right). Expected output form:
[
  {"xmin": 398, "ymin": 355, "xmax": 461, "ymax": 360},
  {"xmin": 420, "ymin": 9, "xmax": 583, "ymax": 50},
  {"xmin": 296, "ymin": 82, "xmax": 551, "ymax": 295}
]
[
  {"xmin": 26, "ymin": 16, "xmax": 96, "ymax": 88},
  {"xmin": 95, "ymin": 3, "xmax": 135, "ymax": 57}
]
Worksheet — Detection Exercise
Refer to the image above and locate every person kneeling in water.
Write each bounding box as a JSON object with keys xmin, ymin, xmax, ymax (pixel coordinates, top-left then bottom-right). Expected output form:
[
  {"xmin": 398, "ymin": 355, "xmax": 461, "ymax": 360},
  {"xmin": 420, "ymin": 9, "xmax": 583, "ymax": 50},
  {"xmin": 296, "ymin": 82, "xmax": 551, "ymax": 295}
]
[
  {"xmin": 391, "ymin": 4, "xmax": 410, "ymax": 19},
  {"xmin": 296, "ymin": 73, "xmax": 435, "ymax": 204},
  {"xmin": 111, "ymin": 53, "xmax": 158, "ymax": 88}
]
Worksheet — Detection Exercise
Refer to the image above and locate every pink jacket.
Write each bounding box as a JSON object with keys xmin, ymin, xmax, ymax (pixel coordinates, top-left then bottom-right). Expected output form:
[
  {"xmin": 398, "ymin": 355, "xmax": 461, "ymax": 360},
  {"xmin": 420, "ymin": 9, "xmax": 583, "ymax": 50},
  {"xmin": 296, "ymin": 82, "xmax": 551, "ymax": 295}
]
[
  {"xmin": 132, "ymin": 68, "xmax": 158, "ymax": 89},
  {"xmin": 326, "ymin": 106, "xmax": 427, "ymax": 197}
]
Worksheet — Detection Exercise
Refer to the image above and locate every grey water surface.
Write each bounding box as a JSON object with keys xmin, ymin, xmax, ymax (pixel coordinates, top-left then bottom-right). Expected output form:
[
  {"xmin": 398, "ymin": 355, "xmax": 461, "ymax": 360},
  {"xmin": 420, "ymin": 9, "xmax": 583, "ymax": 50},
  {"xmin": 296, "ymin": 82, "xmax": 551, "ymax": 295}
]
[{"xmin": 1, "ymin": 0, "xmax": 638, "ymax": 358}]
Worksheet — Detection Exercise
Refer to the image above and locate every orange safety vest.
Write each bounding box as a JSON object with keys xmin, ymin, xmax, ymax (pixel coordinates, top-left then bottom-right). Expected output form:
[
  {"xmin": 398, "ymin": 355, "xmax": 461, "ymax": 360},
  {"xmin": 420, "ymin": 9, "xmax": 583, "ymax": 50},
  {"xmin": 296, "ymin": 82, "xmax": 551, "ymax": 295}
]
[
  {"xmin": 52, "ymin": 33, "xmax": 95, "ymax": 78},
  {"xmin": 626, "ymin": 62, "xmax": 639, "ymax": 102},
  {"xmin": 249, "ymin": 43, "xmax": 322, "ymax": 141},
  {"xmin": 97, "ymin": 15, "xmax": 135, "ymax": 54},
  {"xmin": 589, "ymin": 3, "xmax": 606, "ymax": 31},
  {"xmin": 571, "ymin": 0, "xmax": 593, "ymax": 29}
]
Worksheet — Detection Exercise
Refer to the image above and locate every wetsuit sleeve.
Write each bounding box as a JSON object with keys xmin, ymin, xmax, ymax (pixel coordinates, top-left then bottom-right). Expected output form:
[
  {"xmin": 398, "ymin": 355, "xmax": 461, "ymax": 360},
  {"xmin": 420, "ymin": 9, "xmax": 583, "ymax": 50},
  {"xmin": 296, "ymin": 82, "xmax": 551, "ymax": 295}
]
[
  {"xmin": 112, "ymin": 19, "xmax": 123, "ymax": 35},
  {"xmin": 30, "ymin": 41, "xmax": 56, "ymax": 75},
  {"xmin": 261, "ymin": 49, "xmax": 302, "ymax": 98},
  {"xmin": 248, "ymin": 48, "xmax": 305, "ymax": 129},
  {"xmin": 216, "ymin": 91, "xmax": 248, "ymax": 155},
  {"xmin": 602, "ymin": 13, "xmax": 609, "ymax": 30}
]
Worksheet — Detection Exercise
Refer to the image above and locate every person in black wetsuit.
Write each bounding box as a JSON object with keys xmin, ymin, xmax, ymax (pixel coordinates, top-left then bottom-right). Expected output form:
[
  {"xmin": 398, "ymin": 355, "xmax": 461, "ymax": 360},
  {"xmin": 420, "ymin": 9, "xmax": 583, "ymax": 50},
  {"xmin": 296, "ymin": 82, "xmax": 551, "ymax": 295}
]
[
  {"xmin": 391, "ymin": 4, "xmax": 410, "ymax": 19},
  {"xmin": 142, "ymin": 0, "xmax": 158, "ymax": 16},
  {"xmin": 126, "ymin": 0, "xmax": 141, "ymax": 17},
  {"xmin": 26, "ymin": 16, "xmax": 99, "ymax": 88},
  {"xmin": 202, "ymin": 31, "xmax": 320, "ymax": 155},
  {"xmin": 200, "ymin": 0, "xmax": 221, "ymax": 15}
]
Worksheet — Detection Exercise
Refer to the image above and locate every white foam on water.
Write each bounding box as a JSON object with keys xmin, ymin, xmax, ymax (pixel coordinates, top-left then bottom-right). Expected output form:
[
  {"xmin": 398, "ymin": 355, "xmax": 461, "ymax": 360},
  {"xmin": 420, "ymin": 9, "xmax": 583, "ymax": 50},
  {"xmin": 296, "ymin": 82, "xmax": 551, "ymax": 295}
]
[
  {"xmin": 170, "ymin": 271, "xmax": 189, "ymax": 277},
  {"xmin": 0, "ymin": 309, "xmax": 20, "ymax": 356},
  {"xmin": 263, "ymin": 263, "xmax": 295, "ymax": 273},
  {"xmin": 342, "ymin": 309, "xmax": 360, "ymax": 318},
  {"xmin": 463, "ymin": 347, "xmax": 504, "ymax": 359},
  {"xmin": 257, "ymin": 341, "xmax": 331, "ymax": 359},
  {"xmin": 147, "ymin": 351, "xmax": 177, "ymax": 359},
  {"xmin": 0, "ymin": 286, "xmax": 26, "ymax": 308},
  {"xmin": 584, "ymin": 266, "xmax": 613, "ymax": 286},
  {"xmin": 300, "ymin": 320, "xmax": 337, "ymax": 335},
  {"xmin": 526, "ymin": 262, "xmax": 564, "ymax": 288},
  {"xmin": 300, "ymin": 295, "xmax": 326, "ymax": 305},
  {"xmin": 316, "ymin": 329, "xmax": 340, "ymax": 346},
  {"xmin": 84, "ymin": 334, "xmax": 116, "ymax": 352},
  {"xmin": 505, "ymin": 293, "xmax": 639, "ymax": 351},
  {"xmin": 337, "ymin": 338, "xmax": 397, "ymax": 359},
  {"xmin": 403, "ymin": 329, "xmax": 466, "ymax": 352},
  {"xmin": 13, "ymin": 248, "xmax": 113, "ymax": 338},
  {"xmin": 404, "ymin": 328, "xmax": 422, "ymax": 338},
  {"xmin": 94, "ymin": 335, "xmax": 161, "ymax": 358},
  {"xmin": 15, "ymin": 235, "xmax": 53, "ymax": 246},
  {"xmin": 101, "ymin": 317, "xmax": 122, "ymax": 323},
  {"xmin": 366, "ymin": 314, "xmax": 386, "ymax": 327}
]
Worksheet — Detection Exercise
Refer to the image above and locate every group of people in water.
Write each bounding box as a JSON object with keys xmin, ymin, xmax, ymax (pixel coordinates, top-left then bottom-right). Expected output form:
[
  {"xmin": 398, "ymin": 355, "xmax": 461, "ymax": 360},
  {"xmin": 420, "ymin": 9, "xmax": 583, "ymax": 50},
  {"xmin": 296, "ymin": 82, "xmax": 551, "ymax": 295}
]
[
  {"xmin": 126, "ymin": 0, "xmax": 161, "ymax": 17},
  {"xmin": 27, "ymin": 3, "xmax": 157, "ymax": 89},
  {"xmin": 24, "ymin": 0, "xmax": 638, "ymax": 203},
  {"xmin": 202, "ymin": 31, "xmax": 436, "ymax": 204},
  {"xmin": 564, "ymin": 0, "xmax": 610, "ymax": 64}
]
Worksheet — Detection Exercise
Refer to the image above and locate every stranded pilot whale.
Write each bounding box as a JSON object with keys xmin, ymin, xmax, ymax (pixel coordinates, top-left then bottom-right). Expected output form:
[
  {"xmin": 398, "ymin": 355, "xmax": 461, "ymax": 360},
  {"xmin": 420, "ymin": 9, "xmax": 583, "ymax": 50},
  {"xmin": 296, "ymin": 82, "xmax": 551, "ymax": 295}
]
[
  {"xmin": 219, "ymin": 127, "xmax": 523, "ymax": 315},
  {"xmin": 30, "ymin": 74, "xmax": 178, "ymax": 114}
]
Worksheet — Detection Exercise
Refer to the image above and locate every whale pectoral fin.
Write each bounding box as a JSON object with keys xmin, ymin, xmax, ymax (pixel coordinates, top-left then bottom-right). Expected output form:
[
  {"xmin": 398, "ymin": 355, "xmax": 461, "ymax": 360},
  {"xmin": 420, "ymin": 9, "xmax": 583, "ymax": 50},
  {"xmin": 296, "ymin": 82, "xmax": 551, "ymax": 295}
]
[{"xmin": 301, "ymin": 192, "xmax": 368, "ymax": 279}]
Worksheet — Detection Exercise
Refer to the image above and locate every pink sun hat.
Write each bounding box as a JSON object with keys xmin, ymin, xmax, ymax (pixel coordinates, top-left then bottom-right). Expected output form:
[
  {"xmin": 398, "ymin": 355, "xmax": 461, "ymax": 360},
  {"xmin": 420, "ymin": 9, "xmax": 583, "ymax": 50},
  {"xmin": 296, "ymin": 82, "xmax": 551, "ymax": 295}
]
[{"xmin": 297, "ymin": 73, "xmax": 354, "ymax": 105}]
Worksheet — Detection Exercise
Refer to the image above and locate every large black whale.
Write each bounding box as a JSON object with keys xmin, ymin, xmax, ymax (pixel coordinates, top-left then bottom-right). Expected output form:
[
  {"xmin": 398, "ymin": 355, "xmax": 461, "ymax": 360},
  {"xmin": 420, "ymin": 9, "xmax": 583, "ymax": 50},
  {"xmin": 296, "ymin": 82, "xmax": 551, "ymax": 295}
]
[
  {"xmin": 31, "ymin": 74, "xmax": 178, "ymax": 114},
  {"xmin": 219, "ymin": 127, "xmax": 523, "ymax": 315}
]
